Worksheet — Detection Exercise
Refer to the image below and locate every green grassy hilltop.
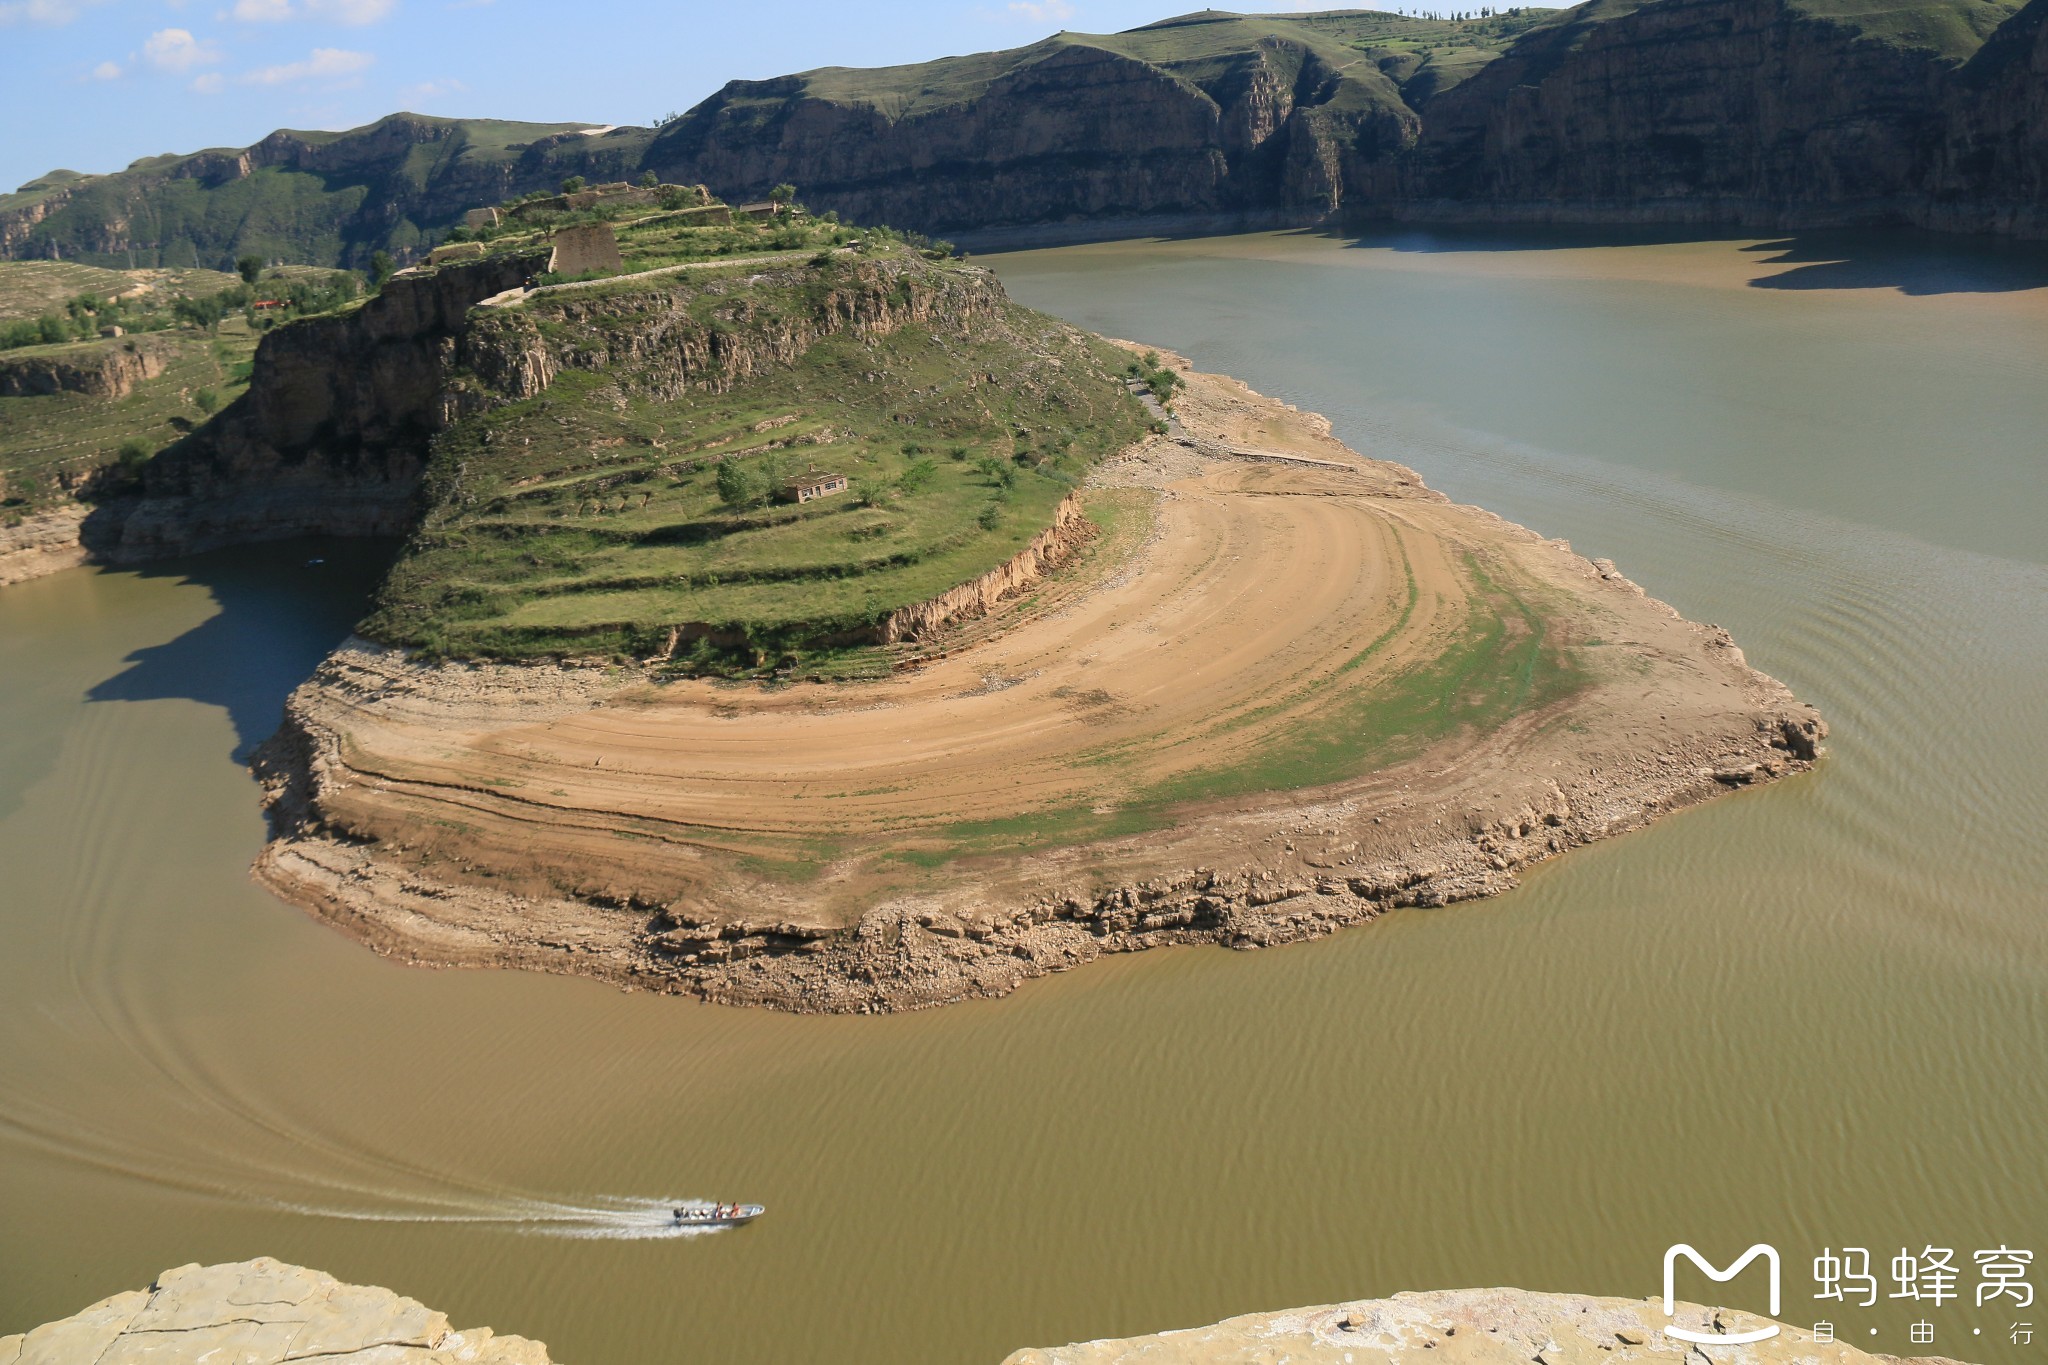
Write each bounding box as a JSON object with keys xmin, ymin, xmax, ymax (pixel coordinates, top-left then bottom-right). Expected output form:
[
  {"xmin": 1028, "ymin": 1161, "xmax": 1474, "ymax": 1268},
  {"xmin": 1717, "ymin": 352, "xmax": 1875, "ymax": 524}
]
[
  {"xmin": 77, "ymin": 184, "xmax": 1148, "ymax": 669},
  {"xmin": 364, "ymin": 229, "xmax": 1148, "ymax": 669}
]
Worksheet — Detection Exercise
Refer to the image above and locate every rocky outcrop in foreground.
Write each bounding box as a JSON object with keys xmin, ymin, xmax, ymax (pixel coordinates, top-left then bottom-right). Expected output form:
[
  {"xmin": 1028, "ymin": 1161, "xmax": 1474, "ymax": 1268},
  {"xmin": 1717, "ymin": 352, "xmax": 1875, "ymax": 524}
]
[
  {"xmin": 0, "ymin": 1258, "xmax": 553, "ymax": 1365},
  {"xmin": 1004, "ymin": 1287, "xmax": 1972, "ymax": 1365}
]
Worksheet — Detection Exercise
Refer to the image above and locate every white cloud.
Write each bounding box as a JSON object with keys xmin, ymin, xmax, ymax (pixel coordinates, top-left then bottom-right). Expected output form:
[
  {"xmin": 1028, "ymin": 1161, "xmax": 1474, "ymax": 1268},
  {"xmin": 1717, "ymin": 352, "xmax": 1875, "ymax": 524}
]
[
  {"xmin": 397, "ymin": 76, "xmax": 466, "ymax": 101},
  {"xmin": 0, "ymin": 0, "xmax": 104, "ymax": 24},
  {"xmin": 1006, "ymin": 0, "xmax": 1075, "ymax": 21},
  {"xmin": 239, "ymin": 45, "xmax": 373, "ymax": 85},
  {"xmin": 230, "ymin": 0, "xmax": 392, "ymax": 20},
  {"xmin": 304, "ymin": 0, "xmax": 393, "ymax": 21},
  {"xmin": 192, "ymin": 70, "xmax": 224, "ymax": 92},
  {"xmin": 143, "ymin": 26, "xmax": 223, "ymax": 70},
  {"xmin": 90, "ymin": 58, "xmax": 123, "ymax": 78}
]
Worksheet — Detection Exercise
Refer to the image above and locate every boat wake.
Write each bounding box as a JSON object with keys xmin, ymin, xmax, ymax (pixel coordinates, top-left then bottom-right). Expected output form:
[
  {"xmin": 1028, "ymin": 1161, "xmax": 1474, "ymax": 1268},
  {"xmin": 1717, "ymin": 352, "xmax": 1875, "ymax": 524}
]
[{"xmin": 276, "ymin": 1194, "xmax": 742, "ymax": 1240}]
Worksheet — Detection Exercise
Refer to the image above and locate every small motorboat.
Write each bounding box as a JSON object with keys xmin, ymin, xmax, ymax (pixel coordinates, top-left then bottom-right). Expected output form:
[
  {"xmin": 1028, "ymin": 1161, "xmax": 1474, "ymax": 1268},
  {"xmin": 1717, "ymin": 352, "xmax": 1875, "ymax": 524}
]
[{"xmin": 672, "ymin": 1202, "xmax": 764, "ymax": 1228}]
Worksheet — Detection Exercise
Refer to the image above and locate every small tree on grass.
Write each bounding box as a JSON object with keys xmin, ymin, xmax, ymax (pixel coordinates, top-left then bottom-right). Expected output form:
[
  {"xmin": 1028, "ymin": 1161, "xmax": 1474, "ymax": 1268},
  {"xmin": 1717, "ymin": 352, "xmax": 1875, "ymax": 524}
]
[
  {"xmin": 561, "ymin": 176, "xmax": 587, "ymax": 194},
  {"xmin": 769, "ymin": 183, "xmax": 797, "ymax": 206},
  {"xmin": 194, "ymin": 387, "xmax": 219, "ymax": 415},
  {"xmin": 715, "ymin": 458, "xmax": 761, "ymax": 509},
  {"xmin": 236, "ymin": 255, "xmax": 264, "ymax": 286},
  {"xmin": 898, "ymin": 456, "xmax": 938, "ymax": 494},
  {"xmin": 368, "ymin": 251, "xmax": 395, "ymax": 291},
  {"xmin": 116, "ymin": 438, "xmax": 152, "ymax": 476}
]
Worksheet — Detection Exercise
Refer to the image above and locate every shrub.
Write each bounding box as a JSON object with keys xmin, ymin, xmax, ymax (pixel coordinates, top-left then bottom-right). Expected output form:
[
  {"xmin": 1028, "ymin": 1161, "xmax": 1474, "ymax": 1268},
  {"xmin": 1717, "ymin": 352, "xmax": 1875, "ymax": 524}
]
[
  {"xmin": 977, "ymin": 503, "xmax": 1002, "ymax": 531},
  {"xmin": 899, "ymin": 457, "xmax": 938, "ymax": 494},
  {"xmin": 116, "ymin": 438, "xmax": 152, "ymax": 474},
  {"xmin": 37, "ymin": 315, "xmax": 67, "ymax": 345},
  {"xmin": 561, "ymin": 176, "xmax": 587, "ymax": 194},
  {"xmin": 638, "ymin": 171, "xmax": 658, "ymax": 188},
  {"xmin": 369, "ymin": 251, "xmax": 395, "ymax": 291},
  {"xmin": 194, "ymin": 387, "xmax": 219, "ymax": 414}
]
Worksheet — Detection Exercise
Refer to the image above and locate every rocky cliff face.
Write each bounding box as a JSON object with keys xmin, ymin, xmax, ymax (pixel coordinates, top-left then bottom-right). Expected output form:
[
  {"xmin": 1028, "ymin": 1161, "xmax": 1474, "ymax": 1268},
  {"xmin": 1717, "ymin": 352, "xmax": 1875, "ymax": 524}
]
[
  {"xmin": 8, "ymin": 2, "xmax": 2043, "ymax": 257},
  {"xmin": 464, "ymin": 253, "xmax": 1010, "ymax": 407},
  {"xmin": 1400, "ymin": 0, "xmax": 2029, "ymax": 230},
  {"xmin": 646, "ymin": 35, "xmax": 1408, "ymax": 234},
  {"xmin": 651, "ymin": 0, "xmax": 2044, "ymax": 240},
  {"xmin": 0, "ymin": 336, "xmax": 170, "ymax": 399},
  {"xmin": 1005, "ymin": 1286, "xmax": 1971, "ymax": 1365},
  {"xmin": 0, "ymin": 114, "xmax": 651, "ymax": 269},
  {"xmin": 90, "ymin": 250, "xmax": 545, "ymax": 562},
  {"xmin": 0, "ymin": 1258, "xmax": 555, "ymax": 1364},
  {"xmin": 1930, "ymin": 0, "xmax": 2048, "ymax": 232}
]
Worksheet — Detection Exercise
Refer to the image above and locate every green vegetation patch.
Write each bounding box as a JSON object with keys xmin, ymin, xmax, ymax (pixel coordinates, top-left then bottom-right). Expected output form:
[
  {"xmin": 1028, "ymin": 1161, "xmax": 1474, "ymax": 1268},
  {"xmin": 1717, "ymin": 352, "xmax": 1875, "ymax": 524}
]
[{"xmin": 361, "ymin": 254, "xmax": 1148, "ymax": 667}]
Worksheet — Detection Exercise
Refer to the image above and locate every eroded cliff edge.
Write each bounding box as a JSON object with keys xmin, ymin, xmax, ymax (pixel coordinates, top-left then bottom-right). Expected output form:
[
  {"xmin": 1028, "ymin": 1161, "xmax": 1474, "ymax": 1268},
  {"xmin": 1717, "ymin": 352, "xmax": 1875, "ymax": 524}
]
[
  {"xmin": 1003, "ymin": 1287, "xmax": 1972, "ymax": 1365},
  {"xmin": 0, "ymin": 1258, "xmax": 554, "ymax": 1365}
]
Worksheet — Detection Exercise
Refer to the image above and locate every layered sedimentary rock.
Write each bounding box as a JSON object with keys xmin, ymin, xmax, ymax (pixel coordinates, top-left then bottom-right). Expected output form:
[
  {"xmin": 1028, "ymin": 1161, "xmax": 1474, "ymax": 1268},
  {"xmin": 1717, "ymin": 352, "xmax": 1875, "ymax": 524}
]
[
  {"xmin": 86, "ymin": 249, "xmax": 546, "ymax": 563},
  {"xmin": 0, "ymin": 1258, "xmax": 554, "ymax": 1365},
  {"xmin": 7, "ymin": 2, "xmax": 2044, "ymax": 257},
  {"xmin": 1931, "ymin": 0, "xmax": 2048, "ymax": 234},
  {"xmin": 0, "ymin": 336, "xmax": 171, "ymax": 399},
  {"xmin": 878, "ymin": 492, "xmax": 1092, "ymax": 643},
  {"xmin": 0, "ymin": 114, "xmax": 649, "ymax": 270},
  {"xmin": 1003, "ymin": 1286, "xmax": 1971, "ymax": 1365},
  {"xmin": 1399, "ymin": 0, "xmax": 2028, "ymax": 230},
  {"xmin": 644, "ymin": 28, "xmax": 1412, "ymax": 236}
]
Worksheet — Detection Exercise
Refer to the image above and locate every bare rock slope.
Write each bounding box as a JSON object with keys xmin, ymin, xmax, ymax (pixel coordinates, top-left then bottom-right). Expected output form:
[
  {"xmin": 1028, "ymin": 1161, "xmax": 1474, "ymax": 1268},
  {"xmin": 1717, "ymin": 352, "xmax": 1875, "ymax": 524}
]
[{"xmin": 0, "ymin": 1258, "xmax": 553, "ymax": 1365}]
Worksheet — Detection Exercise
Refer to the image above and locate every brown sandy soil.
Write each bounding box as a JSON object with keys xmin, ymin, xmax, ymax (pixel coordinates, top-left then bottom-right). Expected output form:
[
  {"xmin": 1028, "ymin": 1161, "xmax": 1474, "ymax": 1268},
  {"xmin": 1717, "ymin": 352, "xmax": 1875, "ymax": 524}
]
[
  {"xmin": 254, "ymin": 350, "xmax": 1823, "ymax": 1013},
  {"xmin": 1103, "ymin": 232, "xmax": 2048, "ymax": 315}
]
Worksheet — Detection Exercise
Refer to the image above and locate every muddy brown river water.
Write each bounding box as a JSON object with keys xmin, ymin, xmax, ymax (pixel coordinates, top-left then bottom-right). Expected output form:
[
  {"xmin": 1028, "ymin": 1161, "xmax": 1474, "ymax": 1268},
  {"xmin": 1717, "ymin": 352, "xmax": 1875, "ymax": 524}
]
[{"xmin": 2, "ymin": 229, "xmax": 2045, "ymax": 1364}]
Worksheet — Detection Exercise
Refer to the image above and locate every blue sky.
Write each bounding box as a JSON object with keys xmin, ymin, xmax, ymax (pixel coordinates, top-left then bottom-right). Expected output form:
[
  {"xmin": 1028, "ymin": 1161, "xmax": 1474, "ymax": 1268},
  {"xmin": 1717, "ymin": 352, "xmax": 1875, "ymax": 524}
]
[{"xmin": 0, "ymin": 0, "xmax": 1491, "ymax": 194}]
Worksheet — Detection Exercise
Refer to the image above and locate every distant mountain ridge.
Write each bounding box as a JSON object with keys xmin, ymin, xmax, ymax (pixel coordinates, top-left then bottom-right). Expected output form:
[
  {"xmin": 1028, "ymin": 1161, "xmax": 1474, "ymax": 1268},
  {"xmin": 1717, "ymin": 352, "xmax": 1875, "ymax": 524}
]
[{"xmin": 6, "ymin": 0, "xmax": 2045, "ymax": 267}]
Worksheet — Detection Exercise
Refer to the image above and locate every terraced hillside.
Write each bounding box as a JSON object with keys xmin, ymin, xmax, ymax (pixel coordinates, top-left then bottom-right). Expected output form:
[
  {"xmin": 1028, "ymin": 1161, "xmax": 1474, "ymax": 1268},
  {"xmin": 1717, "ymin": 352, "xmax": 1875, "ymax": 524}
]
[
  {"xmin": 0, "ymin": 330, "xmax": 255, "ymax": 511},
  {"xmin": 0, "ymin": 261, "xmax": 238, "ymax": 323},
  {"xmin": 364, "ymin": 246, "xmax": 1149, "ymax": 668}
]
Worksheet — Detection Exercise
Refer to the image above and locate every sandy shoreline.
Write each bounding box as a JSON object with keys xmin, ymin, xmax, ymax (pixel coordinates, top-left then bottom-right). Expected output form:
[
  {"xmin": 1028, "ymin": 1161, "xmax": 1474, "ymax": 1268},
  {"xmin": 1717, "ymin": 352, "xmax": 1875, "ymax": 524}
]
[{"xmin": 252, "ymin": 352, "xmax": 1824, "ymax": 1013}]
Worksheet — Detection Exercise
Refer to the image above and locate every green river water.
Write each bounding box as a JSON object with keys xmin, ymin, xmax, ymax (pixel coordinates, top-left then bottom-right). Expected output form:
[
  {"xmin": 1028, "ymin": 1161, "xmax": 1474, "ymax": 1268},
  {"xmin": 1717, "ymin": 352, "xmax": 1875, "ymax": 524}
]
[{"xmin": 2, "ymin": 229, "xmax": 2044, "ymax": 1363}]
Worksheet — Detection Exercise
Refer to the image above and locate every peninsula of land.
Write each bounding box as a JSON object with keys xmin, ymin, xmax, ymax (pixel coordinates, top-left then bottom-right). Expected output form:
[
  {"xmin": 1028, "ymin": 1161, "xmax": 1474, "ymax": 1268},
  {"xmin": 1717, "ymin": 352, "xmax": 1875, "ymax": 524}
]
[
  {"xmin": 0, "ymin": 185, "xmax": 1821, "ymax": 1012},
  {"xmin": 252, "ymin": 346, "xmax": 1821, "ymax": 1013}
]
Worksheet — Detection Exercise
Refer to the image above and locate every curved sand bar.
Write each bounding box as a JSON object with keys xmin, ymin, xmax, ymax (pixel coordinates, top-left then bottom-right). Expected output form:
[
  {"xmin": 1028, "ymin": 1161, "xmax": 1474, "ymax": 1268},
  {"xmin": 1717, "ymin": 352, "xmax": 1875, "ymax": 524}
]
[{"xmin": 256, "ymin": 353, "xmax": 1823, "ymax": 1012}]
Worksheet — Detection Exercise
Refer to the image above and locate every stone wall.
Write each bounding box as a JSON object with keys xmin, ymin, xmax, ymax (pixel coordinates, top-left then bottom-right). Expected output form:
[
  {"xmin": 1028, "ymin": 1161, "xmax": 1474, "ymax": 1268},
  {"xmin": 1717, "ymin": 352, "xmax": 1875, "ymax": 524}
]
[{"xmin": 547, "ymin": 223, "xmax": 623, "ymax": 276}]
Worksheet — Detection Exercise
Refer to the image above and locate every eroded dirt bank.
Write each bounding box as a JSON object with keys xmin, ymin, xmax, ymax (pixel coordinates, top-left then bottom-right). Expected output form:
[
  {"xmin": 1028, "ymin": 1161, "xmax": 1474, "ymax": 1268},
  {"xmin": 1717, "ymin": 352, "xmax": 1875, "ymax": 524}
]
[{"xmin": 253, "ymin": 355, "xmax": 1824, "ymax": 1013}]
